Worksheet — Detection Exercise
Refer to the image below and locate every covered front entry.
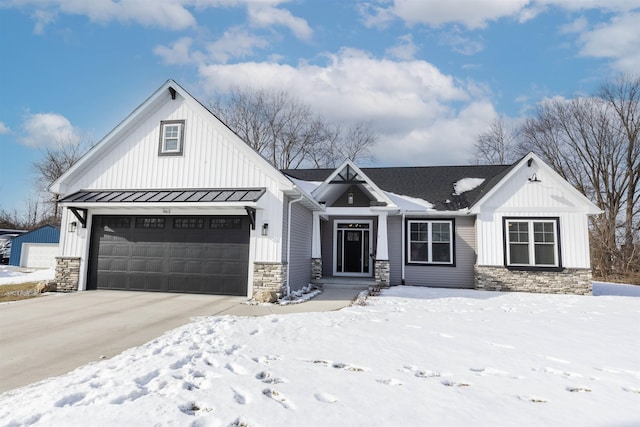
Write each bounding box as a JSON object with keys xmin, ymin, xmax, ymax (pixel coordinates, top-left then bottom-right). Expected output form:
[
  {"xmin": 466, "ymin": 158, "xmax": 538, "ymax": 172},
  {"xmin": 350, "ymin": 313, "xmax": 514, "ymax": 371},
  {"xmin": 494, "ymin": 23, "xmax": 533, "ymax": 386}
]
[
  {"xmin": 88, "ymin": 214, "xmax": 250, "ymax": 295},
  {"xmin": 334, "ymin": 220, "xmax": 373, "ymax": 277}
]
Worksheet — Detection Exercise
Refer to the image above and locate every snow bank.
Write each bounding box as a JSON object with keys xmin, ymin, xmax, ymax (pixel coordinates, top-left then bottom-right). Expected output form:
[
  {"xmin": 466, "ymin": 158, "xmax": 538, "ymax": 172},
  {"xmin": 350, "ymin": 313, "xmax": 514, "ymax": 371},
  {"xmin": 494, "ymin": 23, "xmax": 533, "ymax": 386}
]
[
  {"xmin": 1, "ymin": 286, "xmax": 638, "ymax": 426},
  {"xmin": 0, "ymin": 266, "xmax": 54, "ymax": 285},
  {"xmin": 593, "ymin": 281, "xmax": 640, "ymax": 297}
]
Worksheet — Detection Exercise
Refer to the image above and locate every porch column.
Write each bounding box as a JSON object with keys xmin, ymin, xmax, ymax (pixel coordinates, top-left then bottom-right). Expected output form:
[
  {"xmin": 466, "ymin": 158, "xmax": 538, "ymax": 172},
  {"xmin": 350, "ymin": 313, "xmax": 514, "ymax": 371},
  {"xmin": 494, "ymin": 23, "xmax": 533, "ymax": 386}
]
[
  {"xmin": 375, "ymin": 211, "xmax": 390, "ymax": 287},
  {"xmin": 311, "ymin": 212, "xmax": 323, "ymax": 280},
  {"xmin": 312, "ymin": 212, "xmax": 322, "ymax": 258},
  {"xmin": 375, "ymin": 211, "xmax": 389, "ymax": 260}
]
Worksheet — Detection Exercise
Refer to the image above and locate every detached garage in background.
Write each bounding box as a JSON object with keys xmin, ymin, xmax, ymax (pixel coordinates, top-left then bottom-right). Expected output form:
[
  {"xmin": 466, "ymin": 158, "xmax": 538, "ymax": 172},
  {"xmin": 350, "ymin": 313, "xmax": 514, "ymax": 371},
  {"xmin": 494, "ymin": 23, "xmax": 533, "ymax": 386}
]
[{"xmin": 9, "ymin": 225, "xmax": 60, "ymax": 268}]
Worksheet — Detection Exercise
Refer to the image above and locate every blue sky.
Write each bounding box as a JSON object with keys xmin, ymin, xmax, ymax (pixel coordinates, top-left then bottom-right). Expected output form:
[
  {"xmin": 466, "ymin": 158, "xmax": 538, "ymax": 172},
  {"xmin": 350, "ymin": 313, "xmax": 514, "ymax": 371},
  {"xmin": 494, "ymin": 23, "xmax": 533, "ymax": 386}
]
[{"xmin": 1, "ymin": 0, "xmax": 639, "ymax": 215}]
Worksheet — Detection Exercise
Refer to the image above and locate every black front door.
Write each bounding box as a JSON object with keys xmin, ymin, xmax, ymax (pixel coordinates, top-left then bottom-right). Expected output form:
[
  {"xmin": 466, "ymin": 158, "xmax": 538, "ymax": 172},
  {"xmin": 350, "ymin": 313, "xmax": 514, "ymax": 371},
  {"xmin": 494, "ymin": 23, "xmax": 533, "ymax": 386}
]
[{"xmin": 335, "ymin": 222, "xmax": 371, "ymax": 276}]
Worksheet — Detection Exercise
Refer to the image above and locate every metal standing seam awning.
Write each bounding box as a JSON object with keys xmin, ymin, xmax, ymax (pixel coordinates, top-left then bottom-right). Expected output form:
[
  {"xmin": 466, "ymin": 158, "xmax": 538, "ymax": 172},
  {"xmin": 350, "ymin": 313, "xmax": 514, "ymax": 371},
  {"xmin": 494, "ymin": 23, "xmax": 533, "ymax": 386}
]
[{"xmin": 58, "ymin": 188, "xmax": 266, "ymax": 229}]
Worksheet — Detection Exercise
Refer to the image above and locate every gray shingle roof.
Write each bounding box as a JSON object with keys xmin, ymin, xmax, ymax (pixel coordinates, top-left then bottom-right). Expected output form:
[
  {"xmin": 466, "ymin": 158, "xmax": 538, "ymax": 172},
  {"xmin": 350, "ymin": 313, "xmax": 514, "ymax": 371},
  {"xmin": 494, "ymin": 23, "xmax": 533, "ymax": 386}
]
[{"xmin": 283, "ymin": 164, "xmax": 513, "ymax": 211}]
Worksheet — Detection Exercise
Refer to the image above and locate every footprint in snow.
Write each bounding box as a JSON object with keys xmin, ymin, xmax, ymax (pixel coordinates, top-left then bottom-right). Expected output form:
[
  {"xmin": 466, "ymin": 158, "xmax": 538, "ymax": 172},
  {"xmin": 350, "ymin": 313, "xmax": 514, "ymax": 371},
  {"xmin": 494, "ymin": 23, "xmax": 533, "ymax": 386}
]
[
  {"xmin": 232, "ymin": 387, "xmax": 248, "ymax": 405},
  {"xmin": 256, "ymin": 371, "xmax": 286, "ymax": 384},
  {"xmin": 377, "ymin": 378, "xmax": 403, "ymax": 386},
  {"xmin": 134, "ymin": 369, "xmax": 160, "ymax": 386},
  {"xmin": 262, "ymin": 388, "xmax": 294, "ymax": 409},
  {"xmin": 332, "ymin": 362, "xmax": 366, "ymax": 372},
  {"xmin": 110, "ymin": 389, "xmax": 147, "ymax": 404},
  {"xmin": 415, "ymin": 370, "xmax": 441, "ymax": 378},
  {"xmin": 314, "ymin": 392, "xmax": 338, "ymax": 403},
  {"xmin": 543, "ymin": 367, "xmax": 582, "ymax": 378},
  {"xmin": 622, "ymin": 387, "xmax": 640, "ymax": 394},
  {"xmin": 179, "ymin": 401, "xmax": 211, "ymax": 416},
  {"xmin": 441, "ymin": 379, "xmax": 471, "ymax": 387},
  {"xmin": 54, "ymin": 392, "xmax": 86, "ymax": 408},
  {"xmin": 470, "ymin": 368, "xmax": 509, "ymax": 376},
  {"xmin": 566, "ymin": 386, "xmax": 592, "ymax": 393},
  {"xmin": 226, "ymin": 363, "xmax": 248, "ymax": 375},
  {"xmin": 253, "ymin": 355, "xmax": 282, "ymax": 364},
  {"xmin": 517, "ymin": 395, "xmax": 548, "ymax": 403}
]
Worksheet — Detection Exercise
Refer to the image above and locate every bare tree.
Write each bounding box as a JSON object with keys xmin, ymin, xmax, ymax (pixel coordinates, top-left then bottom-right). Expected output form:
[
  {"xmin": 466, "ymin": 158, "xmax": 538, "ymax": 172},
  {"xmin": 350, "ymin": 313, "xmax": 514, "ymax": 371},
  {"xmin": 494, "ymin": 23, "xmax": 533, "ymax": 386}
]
[
  {"xmin": 473, "ymin": 117, "xmax": 519, "ymax": 165},
  {"xmin": 211, "ymin": 87, "xmax": 376, "ymax": 169},
  {"xmin": 518, "ymin": 75, "xmax": 640, "ymax": 280},
  {"xmin": 33, "ymin": 138, "xmax": 88, "ymax": 218}
]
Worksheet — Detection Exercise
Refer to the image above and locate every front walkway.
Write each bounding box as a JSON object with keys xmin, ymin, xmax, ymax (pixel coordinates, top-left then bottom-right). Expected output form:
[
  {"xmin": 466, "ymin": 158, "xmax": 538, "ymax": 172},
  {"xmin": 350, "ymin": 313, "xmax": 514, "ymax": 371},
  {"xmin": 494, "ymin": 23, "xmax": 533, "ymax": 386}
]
[{"xmin": 0, "ymin": 287, "xmax": 364, "ymax": 393}]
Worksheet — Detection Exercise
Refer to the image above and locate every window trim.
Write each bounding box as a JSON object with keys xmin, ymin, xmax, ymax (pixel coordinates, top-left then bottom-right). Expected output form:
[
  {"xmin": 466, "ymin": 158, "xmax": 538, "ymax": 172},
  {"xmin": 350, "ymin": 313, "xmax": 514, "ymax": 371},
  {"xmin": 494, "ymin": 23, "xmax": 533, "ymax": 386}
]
[
  {"xmin": 405, "ymin": 218, "xmax": 455, "ymax": 266},
  {"xmin": 503, "ymin": 217, "xmax": 562, "ymax": 271},
  {"xmin": 158, "ymin": 120, "xmax": 185, "ymax": 156}
]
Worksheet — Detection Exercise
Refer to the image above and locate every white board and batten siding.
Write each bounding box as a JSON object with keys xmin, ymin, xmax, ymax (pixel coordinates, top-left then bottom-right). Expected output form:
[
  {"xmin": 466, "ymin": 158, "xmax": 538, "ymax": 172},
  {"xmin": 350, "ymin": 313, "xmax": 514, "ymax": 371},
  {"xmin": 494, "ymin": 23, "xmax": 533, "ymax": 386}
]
[
  {"xmin": 57, "ymin": 88, "xmax": 294, "ymax": 291},
  {"xmin": 389, "ymin": 215, "xmax": 477, "ymax": 289},
  {"xmin": 475, "ymin": 164, "xmax": 592, "ymax": 269}
]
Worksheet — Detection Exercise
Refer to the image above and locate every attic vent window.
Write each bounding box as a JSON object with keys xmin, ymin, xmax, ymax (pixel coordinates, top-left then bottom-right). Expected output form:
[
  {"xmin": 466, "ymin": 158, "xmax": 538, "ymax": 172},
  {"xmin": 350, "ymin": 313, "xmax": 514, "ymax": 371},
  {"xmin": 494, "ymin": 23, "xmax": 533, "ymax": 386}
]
[{"xmin": 159, "ymin": 120, "xmax": 185, "ymax": 156}]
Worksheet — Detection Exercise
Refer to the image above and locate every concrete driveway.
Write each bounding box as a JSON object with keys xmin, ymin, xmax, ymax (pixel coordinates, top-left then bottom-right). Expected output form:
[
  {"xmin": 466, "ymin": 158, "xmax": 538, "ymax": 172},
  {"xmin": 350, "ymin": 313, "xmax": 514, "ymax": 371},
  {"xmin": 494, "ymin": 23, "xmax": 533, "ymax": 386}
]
[{"xmin": 0, "ymin": 291, "xmax": 245, "ymax": 393}]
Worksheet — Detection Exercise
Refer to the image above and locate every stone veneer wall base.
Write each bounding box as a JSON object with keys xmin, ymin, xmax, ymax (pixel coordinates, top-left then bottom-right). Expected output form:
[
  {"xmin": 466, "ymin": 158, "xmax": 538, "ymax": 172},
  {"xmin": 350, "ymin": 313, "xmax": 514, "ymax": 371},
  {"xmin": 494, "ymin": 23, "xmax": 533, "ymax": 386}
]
[
  {"xmin": 311, "ymin": 258, "xmax": 323, "ymax": 281},
  {"xmin": 253, "ymin": 262, "xmax": 287, "ymax": 298},
  {"xmin": 474, "ymin": 265, "xmax": 592, "ymax": 295},
  {"xmin": 55, "ymin": 257, "xmax": 81, "ymax": 292},
  {"xmin": 374, "ymin": 260, "xmax": 390, "ymax": 288}
]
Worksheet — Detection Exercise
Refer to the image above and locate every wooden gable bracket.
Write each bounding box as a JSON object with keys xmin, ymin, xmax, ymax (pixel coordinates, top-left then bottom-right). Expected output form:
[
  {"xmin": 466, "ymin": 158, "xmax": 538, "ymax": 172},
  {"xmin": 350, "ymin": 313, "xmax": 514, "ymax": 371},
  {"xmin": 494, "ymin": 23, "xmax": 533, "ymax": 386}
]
[
  {"xmin": 69, "ymin": 207, "xmax": 88, "ymax": 228},
  {"xmin": 331, "ymin": 164, "xmax": 364, "ymax": 184},
  {"xmin": 168, "ymin": 86, "xmax": 177, "ymax": 100},
  {"xmin": 244, "ymin": 206, "xmax": 256, "ymax": 230}
]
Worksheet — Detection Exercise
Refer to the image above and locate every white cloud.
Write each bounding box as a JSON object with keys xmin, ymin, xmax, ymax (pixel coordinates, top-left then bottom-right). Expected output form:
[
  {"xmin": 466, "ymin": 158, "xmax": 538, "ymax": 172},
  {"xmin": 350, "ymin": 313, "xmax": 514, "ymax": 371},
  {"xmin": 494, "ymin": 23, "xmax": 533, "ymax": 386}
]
[
  {"xmin": 247, "ymin": 3, "xmax": 312, "ymax": 40},
  {"xmin": 155, "ymin": 27, "xmax": 269, "ymax": 65},
  {"xmin": 386, "ymin": 34, "xmax": 418, "ymax": 60},
  {"xmin": 362, "ymin": 0, "xmax": 530, "ymax": 30},
  {"xmin": 153, "ymin": 37, "xmax": 200, "ymax": 65},
  {"xmin": 20, "ymin": 112, "xmax": 81, "ymax": 148},
  {"xmin": 7, "ymin": 0, "xmax": 311, "ymax": 36},
  {"xmin": 575, "ymin": 12, "xmax": 640, "ymax": 73},
  {"xmin": 560, "ymin": 16, "xmax": 589, "ymax": 34},
  {"xmin": 198, "ymin": 49, "xmax": 493, "ymax": 166},
  {"xmin": 438, "ymin": 26, "xmax": 484, "ymax": 55},
  {"xmin": 0, "ymin": 122, "xmax": 10, "ymax": 134},
  {"xmin": 32, "ymin": 9, "xmax": 57, "ymax": 34},
  {"xmin": 360, "ymin": 0, "xmax": 640, "ymax": 29},
  {"xmin": 205, "ymin": 27, "xmax": 270, "ymax": 63}
]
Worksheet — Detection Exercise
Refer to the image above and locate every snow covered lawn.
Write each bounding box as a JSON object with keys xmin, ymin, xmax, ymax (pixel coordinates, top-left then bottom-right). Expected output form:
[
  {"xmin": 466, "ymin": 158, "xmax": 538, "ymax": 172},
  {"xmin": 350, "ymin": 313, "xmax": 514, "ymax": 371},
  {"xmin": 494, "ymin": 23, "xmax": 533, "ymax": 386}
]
[
  {"xmin": 1, "ymin": 286, "xmax": 639, "ymax": 426},
  {"xmin": 0, "ymin": 266, "xmax": 54, "ymax": 286}
]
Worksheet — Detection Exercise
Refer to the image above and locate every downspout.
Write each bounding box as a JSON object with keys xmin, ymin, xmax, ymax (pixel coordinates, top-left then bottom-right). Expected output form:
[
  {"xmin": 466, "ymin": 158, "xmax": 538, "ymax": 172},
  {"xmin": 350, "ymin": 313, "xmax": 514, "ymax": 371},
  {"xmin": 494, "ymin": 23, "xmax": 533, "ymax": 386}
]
[
  {"xmin": 286, "ymin": 192, "xmax": 305, "ymax": 296},
  {"xmin": 401, "ymin": 212, "xmax": 406, "ymax": 285}
]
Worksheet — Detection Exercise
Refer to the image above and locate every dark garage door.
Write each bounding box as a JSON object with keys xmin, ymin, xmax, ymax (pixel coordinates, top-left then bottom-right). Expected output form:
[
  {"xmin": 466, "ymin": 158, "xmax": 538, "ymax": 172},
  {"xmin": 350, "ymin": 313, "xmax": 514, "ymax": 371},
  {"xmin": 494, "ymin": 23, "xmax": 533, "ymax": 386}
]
[{"xmin": 88, "ymin": 215, "xmax": 249, "ymax": 295}]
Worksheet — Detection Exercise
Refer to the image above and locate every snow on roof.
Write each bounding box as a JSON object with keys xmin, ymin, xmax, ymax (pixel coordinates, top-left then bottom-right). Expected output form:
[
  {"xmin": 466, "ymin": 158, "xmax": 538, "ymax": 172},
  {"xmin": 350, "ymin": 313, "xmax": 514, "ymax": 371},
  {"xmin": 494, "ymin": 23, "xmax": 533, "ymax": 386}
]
[
  {"xmin": 385, "ymin": 191, "xmax": 434, "ymax": 211},
  {"xmin": 288, "ymin": 176, "xmax": 322, "ymax": 195},
  {"xmin": 453, "ymin": 178, "xmax": 485, "ymax": 195}
]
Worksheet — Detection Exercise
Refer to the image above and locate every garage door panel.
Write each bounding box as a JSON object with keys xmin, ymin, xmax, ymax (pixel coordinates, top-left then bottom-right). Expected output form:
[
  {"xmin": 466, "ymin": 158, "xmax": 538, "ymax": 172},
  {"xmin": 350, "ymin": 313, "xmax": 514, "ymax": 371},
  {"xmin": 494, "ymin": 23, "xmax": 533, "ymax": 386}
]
[{"xmin": 89, "ymin": 215, "xmax": 249, "ymax": 295}]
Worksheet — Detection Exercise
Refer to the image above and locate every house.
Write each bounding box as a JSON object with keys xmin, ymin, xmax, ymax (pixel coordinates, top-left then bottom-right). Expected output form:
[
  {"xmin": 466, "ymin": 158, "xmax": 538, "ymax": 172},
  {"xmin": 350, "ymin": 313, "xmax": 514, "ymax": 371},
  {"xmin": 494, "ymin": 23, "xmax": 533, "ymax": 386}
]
[
  {"xmin": 8, "ymin": 225, "xmax": 60, "ymax": 268},
  {"xmin": 51, "ymin": 80, "xmax": 601, "ymax": 297}
]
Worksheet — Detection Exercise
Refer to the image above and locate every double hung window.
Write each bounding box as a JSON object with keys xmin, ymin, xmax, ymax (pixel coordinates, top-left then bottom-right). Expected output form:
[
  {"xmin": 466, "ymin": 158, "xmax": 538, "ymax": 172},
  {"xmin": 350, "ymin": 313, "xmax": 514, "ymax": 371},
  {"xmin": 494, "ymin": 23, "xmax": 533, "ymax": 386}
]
[
  {"xmin": 505, "ymin": 218, "xmax": 560, "ymax": 268},
  {"xmin": 407, "ymin": 220, "xmax": 454, "ymax": 265},
  {"xmin": 159, "ymin": 120, "xmax": 185, "ymax": 155}
]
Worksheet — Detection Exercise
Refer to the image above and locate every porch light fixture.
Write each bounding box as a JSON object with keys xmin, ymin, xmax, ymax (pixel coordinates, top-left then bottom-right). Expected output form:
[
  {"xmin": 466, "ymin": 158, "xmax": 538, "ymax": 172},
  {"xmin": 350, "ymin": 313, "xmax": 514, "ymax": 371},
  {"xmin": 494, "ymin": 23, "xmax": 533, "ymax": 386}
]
[
  {"xmin": 262, "ymin": 222, "xmax": 269, "ymax": 236},
  {"xmin": 348, "ymin": 192, "xmax": 354, "ymax": 205},
  {"xmin": 69, "ymin": 221, "xmax": 78, "ymax": 233}
]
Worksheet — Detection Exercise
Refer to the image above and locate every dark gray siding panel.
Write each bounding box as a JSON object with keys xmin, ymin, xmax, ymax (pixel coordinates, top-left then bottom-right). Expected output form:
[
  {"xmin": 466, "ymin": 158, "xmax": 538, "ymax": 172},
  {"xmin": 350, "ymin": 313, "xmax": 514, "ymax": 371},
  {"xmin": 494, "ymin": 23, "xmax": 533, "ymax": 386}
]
[
  {"xmin": 287, "ymin": 201, "xmax": 313, "ymax": 291},
  {"xmin": 387, "ymin": 216, "xmax": 403, "ymax": 285},
  {"xmin": 321, "ymin": 218, "xmax": 333, "ymax": 277},
  {"xmin": 404, "ymin": 216, "xmax": 477, "ymax": 288}
]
